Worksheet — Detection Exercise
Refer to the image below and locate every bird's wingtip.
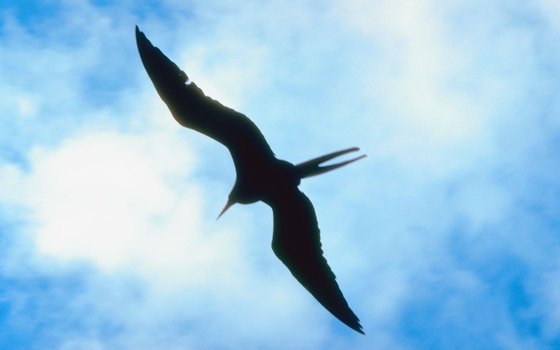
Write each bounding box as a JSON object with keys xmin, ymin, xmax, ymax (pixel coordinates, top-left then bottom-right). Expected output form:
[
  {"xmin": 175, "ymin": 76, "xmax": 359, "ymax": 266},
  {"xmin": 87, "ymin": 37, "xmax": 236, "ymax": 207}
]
[
  {"xmin": 135, "ymin": 26, "xmax": 154, "ymax": 52},
  {"xmin": 344, "ymin": 314, "xmax": 365, "ymax": 334},
  {"xmin": 135, "ymin": 25, "xmax": 144, "ymax": 39},
  {"xmin": 356, "ymin": 324, "xmax": 365, "ymax": 335}
]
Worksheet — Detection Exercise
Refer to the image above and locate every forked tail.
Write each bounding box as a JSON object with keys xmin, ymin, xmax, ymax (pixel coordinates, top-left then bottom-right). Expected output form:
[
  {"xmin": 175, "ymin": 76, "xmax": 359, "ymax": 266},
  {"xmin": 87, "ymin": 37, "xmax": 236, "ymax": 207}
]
[{"xmin": 295, "ymin": 147, "xmax": 366, "ymax": 178}]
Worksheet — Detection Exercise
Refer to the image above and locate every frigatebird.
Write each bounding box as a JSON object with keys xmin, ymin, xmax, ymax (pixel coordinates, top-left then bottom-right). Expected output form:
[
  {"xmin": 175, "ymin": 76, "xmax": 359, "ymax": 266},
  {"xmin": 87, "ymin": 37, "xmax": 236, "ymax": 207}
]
[{"xmin": 136, "ymin": 26, "xmax": 366, "ymax": 334}]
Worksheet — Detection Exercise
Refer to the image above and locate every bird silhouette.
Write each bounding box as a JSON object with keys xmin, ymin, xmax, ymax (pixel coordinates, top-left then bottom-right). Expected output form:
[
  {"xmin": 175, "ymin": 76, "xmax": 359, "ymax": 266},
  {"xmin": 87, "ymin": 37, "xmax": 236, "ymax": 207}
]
[{"xmin": 136, "ymin": 26, "xmax": 365, "ymax": 334}]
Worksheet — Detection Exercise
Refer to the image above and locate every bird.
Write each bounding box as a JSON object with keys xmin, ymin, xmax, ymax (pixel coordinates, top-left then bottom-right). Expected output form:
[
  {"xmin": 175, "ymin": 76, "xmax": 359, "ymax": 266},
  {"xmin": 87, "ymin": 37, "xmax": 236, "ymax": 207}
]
[{"xmin": 135, "ymin": 26, "xmax": 366, "ymax": 334}]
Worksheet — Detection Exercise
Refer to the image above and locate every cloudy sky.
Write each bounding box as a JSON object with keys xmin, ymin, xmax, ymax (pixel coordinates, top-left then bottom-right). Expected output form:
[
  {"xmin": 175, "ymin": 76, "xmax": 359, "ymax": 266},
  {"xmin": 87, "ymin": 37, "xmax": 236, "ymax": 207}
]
[{"xmin": 1, "ymin": 0, "xmax": 560, "ymax": 349}]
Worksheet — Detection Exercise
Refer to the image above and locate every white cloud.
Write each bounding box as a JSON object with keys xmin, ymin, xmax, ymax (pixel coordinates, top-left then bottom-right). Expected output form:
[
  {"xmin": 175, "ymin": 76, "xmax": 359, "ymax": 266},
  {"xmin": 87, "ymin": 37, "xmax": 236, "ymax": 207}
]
[
  {"xmin": 24, "ymin": 130, "xmax": 193, "ymax": 269},
  {"xmin": 0, "ymin": 122, "xmax": 259, "ymax": 295},
  {"xmin": 1, "ymin": 0, "xmax": 560, "ymax": 349}
]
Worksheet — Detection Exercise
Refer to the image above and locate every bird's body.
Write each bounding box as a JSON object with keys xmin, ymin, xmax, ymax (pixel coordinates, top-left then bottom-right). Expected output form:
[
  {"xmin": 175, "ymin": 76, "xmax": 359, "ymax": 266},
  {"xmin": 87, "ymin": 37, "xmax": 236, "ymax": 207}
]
[
  {"xmin": 136, "ymin": 26, "xmax": 365, "ymax": 334},
  {"xmin": 164, "ymin": 78, "xmax": 302, "ymax": 205}
]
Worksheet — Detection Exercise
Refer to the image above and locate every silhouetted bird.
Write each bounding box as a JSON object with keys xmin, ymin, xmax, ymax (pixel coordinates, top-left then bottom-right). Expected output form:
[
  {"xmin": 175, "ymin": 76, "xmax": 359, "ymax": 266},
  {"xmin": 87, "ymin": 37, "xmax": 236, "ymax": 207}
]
[{"xmin": 136, "ymin": 26, "xmax": 366, "ymax": 334}]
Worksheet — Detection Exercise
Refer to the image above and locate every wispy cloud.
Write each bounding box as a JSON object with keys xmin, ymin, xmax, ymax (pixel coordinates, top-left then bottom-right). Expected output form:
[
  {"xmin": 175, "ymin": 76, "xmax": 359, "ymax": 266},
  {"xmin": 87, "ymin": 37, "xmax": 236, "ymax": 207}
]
[{"xmin": 1, "ymin": 0, "xmax": 560, "ymax": 349}]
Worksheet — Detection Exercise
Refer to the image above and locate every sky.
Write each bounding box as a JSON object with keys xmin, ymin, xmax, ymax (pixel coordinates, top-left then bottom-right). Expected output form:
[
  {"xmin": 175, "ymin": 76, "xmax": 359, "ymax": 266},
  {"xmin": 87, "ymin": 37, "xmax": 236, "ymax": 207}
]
[{"xmin": 0, "ymin": 0, "xmax": 560, "ymax": 349}]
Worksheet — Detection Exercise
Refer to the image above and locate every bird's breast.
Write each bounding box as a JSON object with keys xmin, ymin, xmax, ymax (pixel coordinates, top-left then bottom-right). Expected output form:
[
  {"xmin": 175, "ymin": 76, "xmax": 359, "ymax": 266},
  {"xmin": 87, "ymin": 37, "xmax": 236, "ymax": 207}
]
[{"xmin": 235, "ymin": 159, "xmax": 300, "ymax": 204}]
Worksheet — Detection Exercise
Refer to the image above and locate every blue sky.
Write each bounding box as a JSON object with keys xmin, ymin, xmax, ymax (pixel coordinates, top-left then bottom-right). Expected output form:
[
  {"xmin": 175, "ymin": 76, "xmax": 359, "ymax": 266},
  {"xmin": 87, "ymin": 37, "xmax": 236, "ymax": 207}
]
[{"xmin": 1, "ymin": 0, "xmax": 560, "ymax": 349}]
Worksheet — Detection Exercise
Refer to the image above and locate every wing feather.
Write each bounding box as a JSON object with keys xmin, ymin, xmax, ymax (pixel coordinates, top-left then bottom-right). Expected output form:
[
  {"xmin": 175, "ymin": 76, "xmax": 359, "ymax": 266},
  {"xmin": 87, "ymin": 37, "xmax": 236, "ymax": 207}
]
[
  {"xmin": 269, "ymin": 189, "xmax": 364, "ymax": 334},
  {"xmin": 136, "ymin": 27, "xmax": 274, "ymax": 171}
]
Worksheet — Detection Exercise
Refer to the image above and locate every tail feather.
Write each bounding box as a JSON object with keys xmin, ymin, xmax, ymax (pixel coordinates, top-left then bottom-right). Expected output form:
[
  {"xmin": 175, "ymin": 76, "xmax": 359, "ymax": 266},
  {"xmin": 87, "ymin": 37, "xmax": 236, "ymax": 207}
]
[{"xmin": 295, "ymin": 147, "xmax": 366, "ymax": 178}]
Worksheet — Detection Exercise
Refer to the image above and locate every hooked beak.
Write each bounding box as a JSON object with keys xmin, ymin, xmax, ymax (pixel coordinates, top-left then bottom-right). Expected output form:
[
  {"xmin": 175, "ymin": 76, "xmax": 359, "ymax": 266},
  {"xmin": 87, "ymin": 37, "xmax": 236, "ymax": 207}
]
[{"xmin": 217, "ymin": 198, "xmax": 235, "ymax": 220}]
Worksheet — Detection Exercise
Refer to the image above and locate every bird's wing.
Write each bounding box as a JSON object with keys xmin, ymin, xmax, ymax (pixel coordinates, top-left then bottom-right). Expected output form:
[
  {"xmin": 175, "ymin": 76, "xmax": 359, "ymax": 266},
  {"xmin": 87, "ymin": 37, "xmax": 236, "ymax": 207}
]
[
  {"xmin": 135, "ymin": 27, "xmax": 274, "ymax": 168},
  {"xmin": 269, "ymin": 188, "xmax": 364, "ymax": 334}
]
